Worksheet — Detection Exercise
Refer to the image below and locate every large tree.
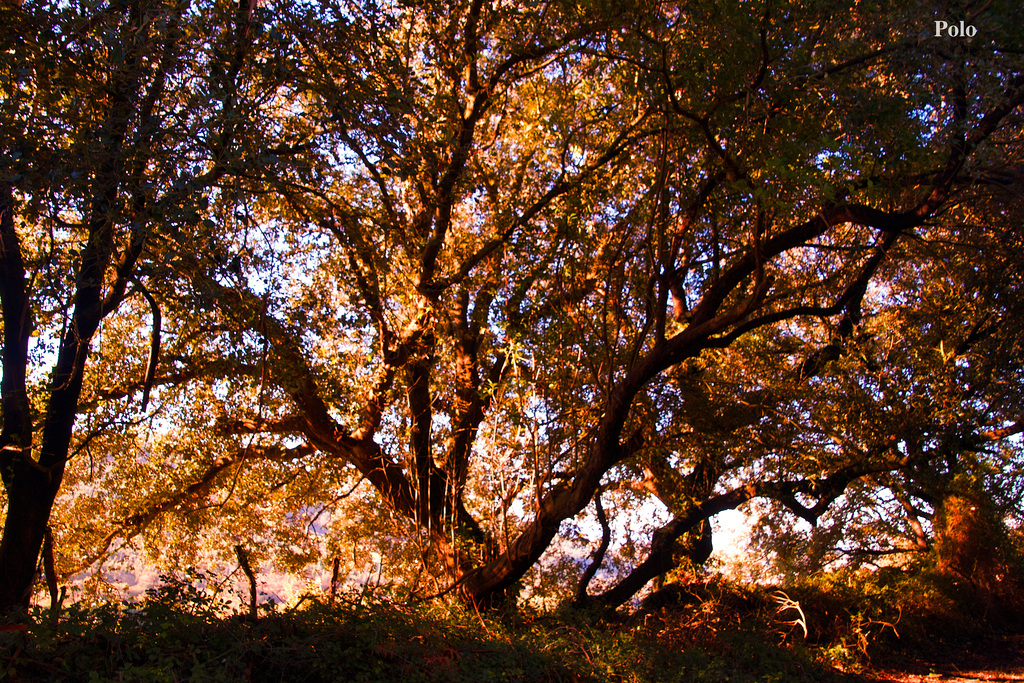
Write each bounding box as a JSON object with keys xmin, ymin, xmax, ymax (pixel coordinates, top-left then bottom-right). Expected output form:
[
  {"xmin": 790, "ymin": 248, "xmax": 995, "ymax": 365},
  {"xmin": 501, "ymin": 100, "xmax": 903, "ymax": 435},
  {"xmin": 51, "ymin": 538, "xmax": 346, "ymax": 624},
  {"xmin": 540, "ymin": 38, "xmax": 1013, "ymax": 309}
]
[
  {"xmin": 0, "ymin": 0, "xmax": 293, "ymax": 609},
  {"xmin": 15, "ymin": 0, "xmax": 1024, "ymax": 609}
]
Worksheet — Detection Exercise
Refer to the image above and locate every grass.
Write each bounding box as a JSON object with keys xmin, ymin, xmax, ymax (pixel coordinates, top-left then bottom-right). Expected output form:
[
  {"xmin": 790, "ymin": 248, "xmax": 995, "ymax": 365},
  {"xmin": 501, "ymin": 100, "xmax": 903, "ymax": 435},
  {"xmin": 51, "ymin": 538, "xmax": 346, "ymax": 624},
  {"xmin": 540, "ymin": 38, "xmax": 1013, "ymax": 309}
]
[{"xmin": 1, "ymin": 567, "xmax": 1020, "ymax": 682}]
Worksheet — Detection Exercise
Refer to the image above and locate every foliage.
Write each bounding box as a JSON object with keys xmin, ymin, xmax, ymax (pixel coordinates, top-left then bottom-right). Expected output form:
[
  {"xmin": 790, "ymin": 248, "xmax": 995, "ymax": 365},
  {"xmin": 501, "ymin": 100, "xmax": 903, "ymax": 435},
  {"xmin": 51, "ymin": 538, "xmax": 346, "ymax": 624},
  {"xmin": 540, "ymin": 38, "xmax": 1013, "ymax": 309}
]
[
  {"xmin": 4, "ymin": 566, "xmax": 1023, "ymax": 682},
  {"xmin": 0, "ymin": 581, "xmax": 867, "ymax": 683},
  {"xmin": 2, "ymin": 0, "xmax": 1024, "ymax": 612},
  {"xmin": 11, "ymin": 567, "xmax": 1018, "ymax": 682},
  {"xmin": 634, "ymin": 566, "xmax": 1024, "ymax": 675}
]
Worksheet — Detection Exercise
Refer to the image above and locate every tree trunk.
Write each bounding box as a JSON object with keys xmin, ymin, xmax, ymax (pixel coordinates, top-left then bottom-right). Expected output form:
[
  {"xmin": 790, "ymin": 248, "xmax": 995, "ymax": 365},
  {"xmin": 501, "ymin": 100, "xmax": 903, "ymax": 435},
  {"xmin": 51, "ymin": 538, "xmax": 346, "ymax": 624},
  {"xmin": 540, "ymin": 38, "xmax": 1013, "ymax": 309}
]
[
  {"xmin": 934, "ymin": 491, "xmax": 1007, "ymax": 598},
  {"xmin": 0, "ymin": 461, "xmax": 62, "ymax": 609}
]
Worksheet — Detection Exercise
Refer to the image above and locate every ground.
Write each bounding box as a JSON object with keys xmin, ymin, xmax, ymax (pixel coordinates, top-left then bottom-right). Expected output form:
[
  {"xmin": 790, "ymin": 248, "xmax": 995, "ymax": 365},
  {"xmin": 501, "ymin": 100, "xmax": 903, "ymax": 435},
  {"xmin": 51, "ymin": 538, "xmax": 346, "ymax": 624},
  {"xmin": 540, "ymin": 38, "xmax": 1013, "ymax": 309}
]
[{"xmin": 868, "ymin": 634, "xmax": 1024, "ymax": 683}]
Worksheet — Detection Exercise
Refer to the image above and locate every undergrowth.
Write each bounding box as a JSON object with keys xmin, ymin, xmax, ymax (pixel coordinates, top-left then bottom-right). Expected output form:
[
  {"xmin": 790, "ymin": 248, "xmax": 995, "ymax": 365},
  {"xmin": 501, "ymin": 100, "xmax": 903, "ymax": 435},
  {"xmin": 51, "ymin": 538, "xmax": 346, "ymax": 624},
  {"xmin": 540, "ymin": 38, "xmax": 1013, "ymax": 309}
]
[
  {"xmin": 634, "ymin": 563, "xmax": 1023, "ymax": 675},
  {"xmin": 1, "ymin": 566, "xmax": 1019, "ymax": 682}
]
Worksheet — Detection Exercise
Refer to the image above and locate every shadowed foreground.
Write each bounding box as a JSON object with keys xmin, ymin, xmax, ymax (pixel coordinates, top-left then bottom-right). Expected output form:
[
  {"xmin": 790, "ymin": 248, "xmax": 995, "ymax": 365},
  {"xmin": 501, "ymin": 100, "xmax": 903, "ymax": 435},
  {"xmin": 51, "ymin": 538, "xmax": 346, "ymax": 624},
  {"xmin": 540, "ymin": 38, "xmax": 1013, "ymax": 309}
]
[{"xmin": 2, "ymin": 570, "xmax": 1022, "ymax": 682}]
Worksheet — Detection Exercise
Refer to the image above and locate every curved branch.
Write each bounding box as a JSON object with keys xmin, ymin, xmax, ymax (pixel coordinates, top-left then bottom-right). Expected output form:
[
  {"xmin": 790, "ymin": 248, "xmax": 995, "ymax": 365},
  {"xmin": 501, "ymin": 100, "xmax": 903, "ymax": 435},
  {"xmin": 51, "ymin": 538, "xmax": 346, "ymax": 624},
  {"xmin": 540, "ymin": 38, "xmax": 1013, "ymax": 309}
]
[
  {"xmin": 131, "ymin": 278, "xmax": 162, "ymax": 411},
  {"xmin": 573, "ymin": 490, "xmax": 610, "ymax": 605}
]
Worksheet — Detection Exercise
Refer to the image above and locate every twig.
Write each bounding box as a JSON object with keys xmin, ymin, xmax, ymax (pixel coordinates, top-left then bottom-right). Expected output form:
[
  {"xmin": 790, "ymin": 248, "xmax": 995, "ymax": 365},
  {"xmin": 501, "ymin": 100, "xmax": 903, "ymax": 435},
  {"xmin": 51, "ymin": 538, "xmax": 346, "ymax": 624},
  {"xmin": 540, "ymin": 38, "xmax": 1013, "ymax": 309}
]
[{"xmin": 773, "ymin": 591, "xmax": 808, "ymax": 639}]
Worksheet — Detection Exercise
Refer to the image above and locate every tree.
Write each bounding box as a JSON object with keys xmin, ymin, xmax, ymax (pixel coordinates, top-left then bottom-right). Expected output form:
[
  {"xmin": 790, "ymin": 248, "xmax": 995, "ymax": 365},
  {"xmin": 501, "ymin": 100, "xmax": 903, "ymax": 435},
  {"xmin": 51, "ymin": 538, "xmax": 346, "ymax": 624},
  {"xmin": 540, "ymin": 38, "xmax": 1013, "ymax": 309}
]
[
  {"xmin": 17, "ymin": 0, "xmax": 1024, "ymax": 610},
  {"xmin": 747, "ymin": 166, "xmax": 1024, "ymax": 584},
  {"xmin": 0, "ymin": 0, "xmax": 292, "ymax": 610}
]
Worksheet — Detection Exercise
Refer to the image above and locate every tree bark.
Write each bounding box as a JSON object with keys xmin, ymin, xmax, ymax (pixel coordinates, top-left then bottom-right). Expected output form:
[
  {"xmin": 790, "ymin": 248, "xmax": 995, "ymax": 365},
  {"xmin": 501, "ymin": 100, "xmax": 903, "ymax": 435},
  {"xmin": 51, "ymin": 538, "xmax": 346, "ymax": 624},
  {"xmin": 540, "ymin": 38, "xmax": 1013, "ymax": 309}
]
[
  {"xmin": 0, "ymin": 464, "xmax": 60, "ymax": 608},
  {"xmin": 573, "ymin": 491, "xmax": 611, "ymax": 605},
  {"xmin": 235, "ymin": 544, "xmax": 258, "ymax": 620}
]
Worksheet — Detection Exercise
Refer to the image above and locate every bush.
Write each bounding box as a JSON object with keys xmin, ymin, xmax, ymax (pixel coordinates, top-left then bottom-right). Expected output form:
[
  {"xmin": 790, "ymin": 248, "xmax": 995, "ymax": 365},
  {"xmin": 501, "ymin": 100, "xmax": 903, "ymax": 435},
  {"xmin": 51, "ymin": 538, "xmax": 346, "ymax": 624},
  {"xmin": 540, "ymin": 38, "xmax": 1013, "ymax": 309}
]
[
  {"xmin": 8, "ymin": 568, "xmax": 1015, "ymax": 681},
  {"xmin": 0, "ymin": 581, "xmax": 869, "ymax": 683}
]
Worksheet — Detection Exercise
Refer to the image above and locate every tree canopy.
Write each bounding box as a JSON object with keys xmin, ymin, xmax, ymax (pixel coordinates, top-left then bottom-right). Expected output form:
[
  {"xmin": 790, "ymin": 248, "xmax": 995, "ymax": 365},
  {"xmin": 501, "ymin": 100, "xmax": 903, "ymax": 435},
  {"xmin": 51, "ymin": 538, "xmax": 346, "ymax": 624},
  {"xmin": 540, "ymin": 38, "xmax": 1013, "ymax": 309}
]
[{"xmin": 2, "ymin": 0, "xmax": 1023, "ymax": 611}]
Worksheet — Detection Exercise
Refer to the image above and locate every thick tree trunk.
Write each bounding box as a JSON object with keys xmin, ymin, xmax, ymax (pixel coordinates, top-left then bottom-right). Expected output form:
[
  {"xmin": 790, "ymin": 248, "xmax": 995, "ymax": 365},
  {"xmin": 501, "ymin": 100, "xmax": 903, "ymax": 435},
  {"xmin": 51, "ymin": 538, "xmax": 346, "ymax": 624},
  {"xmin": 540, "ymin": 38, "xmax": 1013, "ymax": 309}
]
[
  {"xmin": 0, "ymin": 351, "xmax": 88, "ymax": 610},
  {"xmin": 0, "ymin": 461, "xmax": 62, "ymax": 609},
  {"xmin": 933, "ymin": 490, "xmax": 1011, "ymax": 601}
]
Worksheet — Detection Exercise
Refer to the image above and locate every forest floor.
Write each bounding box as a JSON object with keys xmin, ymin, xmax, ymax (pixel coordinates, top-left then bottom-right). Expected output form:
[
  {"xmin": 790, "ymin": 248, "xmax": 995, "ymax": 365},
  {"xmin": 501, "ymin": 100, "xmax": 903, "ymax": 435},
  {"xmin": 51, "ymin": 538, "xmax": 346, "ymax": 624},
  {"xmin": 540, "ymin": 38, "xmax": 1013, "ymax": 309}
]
[
  {"xmin": 2, "ymin": 610, "xmax": 1023, "ymax": 682},
  {"xmin": 4, "ymin": 570, "xmax": 1023, "ymax": 682},
  {"xmin": 866, "ymin": 633, "xmax": 1024, "ymax": 682}
]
